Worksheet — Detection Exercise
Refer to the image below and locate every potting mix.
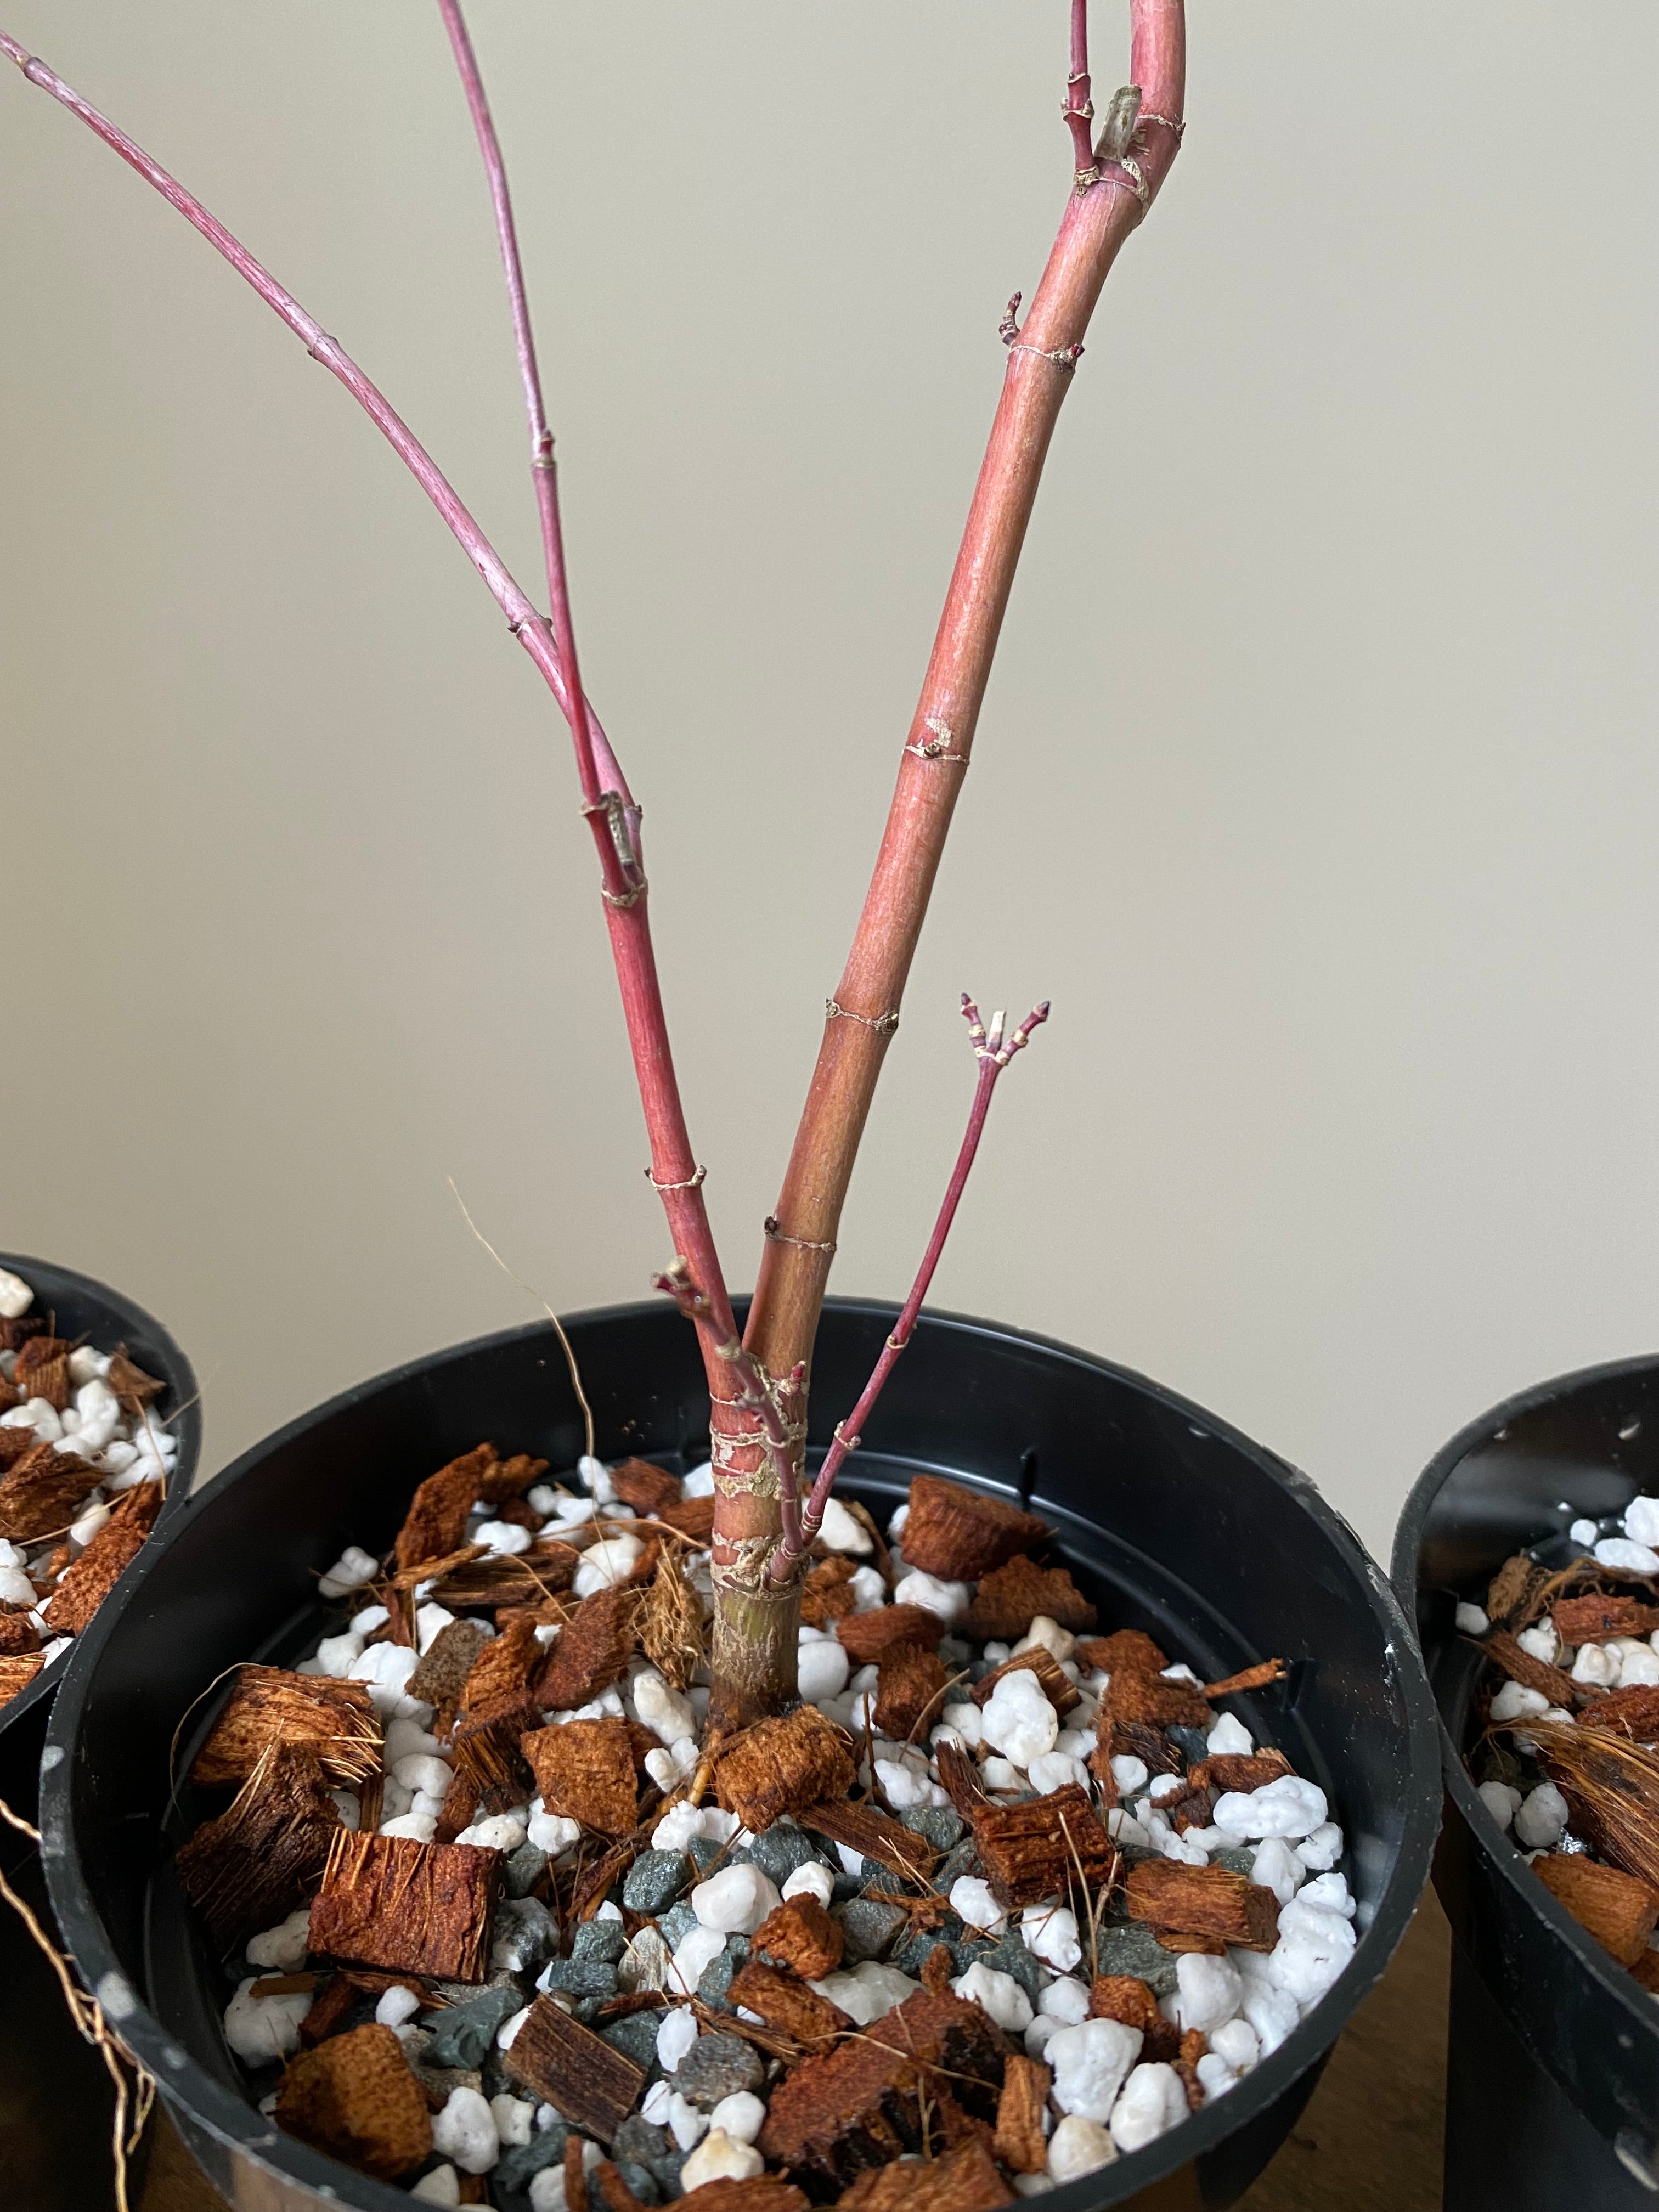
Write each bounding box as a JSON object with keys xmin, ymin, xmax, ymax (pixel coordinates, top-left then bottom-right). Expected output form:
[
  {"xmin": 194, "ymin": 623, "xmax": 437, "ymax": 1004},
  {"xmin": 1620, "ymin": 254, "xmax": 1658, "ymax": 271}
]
[
  {"xmin": 175, "ymin": 1452, "xmax": 1357, "ymax": 2205},
  {"xmin": 0, "ymin": 1264, "xmax": 182, "ymax": 1707},
  {"xmin": 1461, "ymin": 1499, "xmax": 1659, "ymax": 1989}
]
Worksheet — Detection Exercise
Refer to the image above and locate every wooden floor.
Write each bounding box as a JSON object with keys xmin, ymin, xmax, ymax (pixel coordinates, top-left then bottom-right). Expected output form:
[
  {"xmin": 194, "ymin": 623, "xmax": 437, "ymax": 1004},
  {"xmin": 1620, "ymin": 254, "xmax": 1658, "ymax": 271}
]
[{"xmin": 138, "ymin": 1891, "xmax": 1452, "ymax": 2211}]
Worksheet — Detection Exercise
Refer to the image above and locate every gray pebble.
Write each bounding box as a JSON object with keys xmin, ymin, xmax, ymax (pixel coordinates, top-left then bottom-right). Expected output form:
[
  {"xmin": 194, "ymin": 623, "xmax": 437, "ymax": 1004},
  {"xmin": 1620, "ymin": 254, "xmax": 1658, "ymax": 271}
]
[
  {"xmin": 493, "ymin": 1897, "xmax": 557, "ymax": 1977},
  {"xmin": 675, "ymin": 2030, "xmax": 764, "ymax": 2109},
  {"xmin": 493, "ymin": 2125, "xmax": 568, "ymax": 2192},
  {"xmin": 657, "ymin": 1901, "xmax": 699, "ymax": 1949},
  {"xmin": 601, "ymin": 2011, "xmax": 665, "ymax": 2070},
  {"xmin": 573, "ymin": 1918, "xmax": 630, "ymax": 1965},
  {"xmin": 834, "ymin": 1898, "xmax": 907, "ymax": 1965},
  {"xmin": 741, "ymin": 1821, "xmax": 826, "ymax": 1888},
  {"xmin": 625, "ymin": 1850, "xmax": 692, "ymax": 1916},
  {"xmin": 1094, "ymin": 1920, "xmax": 1180, "ymax": 1996},
  {"xmin": 420, "ymin": 1984, "xmax": 522, "ymax": 2070},
  {"xmin": 899, "ymin": 1807, "xmax": 964, "ymax": 1852},
  {"xmin": 539, "ymin": 1958, "xmax": 619, "ymax": 1999},
  {"xmin": 504, "ymin": 1842, "xmax": 551, "ymax": 1901}
]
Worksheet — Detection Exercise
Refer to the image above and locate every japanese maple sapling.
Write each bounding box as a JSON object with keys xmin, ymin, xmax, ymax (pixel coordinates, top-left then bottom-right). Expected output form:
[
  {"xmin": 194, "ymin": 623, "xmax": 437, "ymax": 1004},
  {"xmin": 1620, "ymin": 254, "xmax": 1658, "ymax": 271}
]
[{"xmin": 1, "ymin": 0, "xmax": 1187, "ymax": 1727}]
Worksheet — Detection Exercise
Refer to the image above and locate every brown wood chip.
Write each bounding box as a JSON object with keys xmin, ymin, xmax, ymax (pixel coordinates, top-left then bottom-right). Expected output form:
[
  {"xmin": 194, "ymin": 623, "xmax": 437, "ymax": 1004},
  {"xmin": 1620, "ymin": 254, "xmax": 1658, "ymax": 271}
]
[
  {"xmin": 1074, "ymin": 1629, "xmax": 1170, "ymax": 1677},
  {"xmin": 962, "ymin": 1556, "xmax": 1096, "ymax": 1642},
  {"xmin": 675, "ymin": 2180, "xmax": 808, "ymax": 2212},
  {"xmin": 0, "ymin": 1613, "xmax": 40, "ymax": 1657},
  {"xmin": 800, "ymin": 1554, "xmax": 859, "ymax": 1628},
  {"xmin": 992, "ymin": 2055, "xmax": 1051, "ymax": 2174},
  {"xmin": 394, "ymin": 1446, "xmax": 493, "ymax": 1570},
  {"xmin": 0, "ymin": 1653, "xmax": 44, "ymax": 1708},
  {"xmin": 521, "ymin": 1716, "xmax": 640, "ymax": 1839},
  {"xmin": 873, "ymin": 1644, "xmax": 951, "ymax": 1740},
  {"xmin": 1087, "ymin": 1973, "xmax": 1178, "ymax": 2059},
  {"xmin": 754, "ymin": 1897, "xmax": 844, "ymax": 1981},
  {"xmin": 726, "ymin": 1959, "xmax": 852, "ymax": 2047},
  {"xmin": 408, "ymin": 1618, "xmax": 493, "ymax": 1713},
  {"xmin": 1486, "ymin": 1553, "xmax": 1550, "ymax": 1628},
  {"xmin": 190, "ymin": 1665, "xmax": 381, "ymax": 1791},
  {"xmin": 970, "ymin": 1783, "xmax": 1116, "ymax": 1908},
  {"xmin": 1576, "ymin": 1684, "xmax": 1659, "ymax": 1740},
  {"xmin": 504, "ymin": 1994, "xmax": 645, "ymax": 2141},
  {"xmin": 607, "ymin": 1458, "xmax": 683, "ymax": 1518},
  {"xmin": 714, "ymin": 1707, "xmax": 857, "ymax": 1832},
  {"xmin": 1534, "ymin": 1852, "xmax": 1659, "ymax": 1967},
  {"xmin": 657, "ymin": 1495, "xmax": 716, "ymax": 1544},
  {"xmin": 308, "ymin": 1830, "xmax": 501, "ymax": 1983},
  {"xmin": 537, "ymin": 1583, "xmax": 643, "ymax": 1711},
  {"xmin": 1104, "ymin": 1668, "xmax": 1214, "ymax": 1733},
  {"xmin": 0, "ymin": 1441, "xmax": 97, "ymax": 1543},
  {"xmin": 1203, "ymin": 1660, "xmax": 1288, "ymax": 1699},
  {"xmin": 40, "ymin": 1484, "xmax": 161, "ymax": 1635},
  {"xmin": 934, "ymin": 1737, "xmax": 990, "ymax": 1819},
  {"xmin": 1554, "ymin": 1594, "xmax": 1659, "ymax": 1644},
  {"xmin": 834, "ymin": 1606, "xmax": 945, "ymax": 1667},
  {"xmin": 836, "ymin": 2138, "xmax": 1011, "ymax": 2212},
  {"xmin": 800, "ymin": 1797, "xmax": 938, "ymax": 1885},
  {"xmin": 274, "ymin": 2021, "xmax": 432, "ymax": 2181},
  {"xmin": 759, "ymin": 1990, "xmax": 1006, "ymax": 2190},
  {"xmin": 1482, "ymin": 1628, "xmax": 1582, "ymax": 1711},
  {"xmin": 900, "ymin": 1475, "xmax": 1051, "ymax": 1584},
  {"xmin": 1124, "ymin": 1858, "xmax": 1280, "ymax": 1952},
  {"xmin": 175, "ymin": 1741, "xmax": 342, "ymax": 1951},
  {"xmin": 478, "ymin": 1449, "xmax": 550, "ymax": 1504}
]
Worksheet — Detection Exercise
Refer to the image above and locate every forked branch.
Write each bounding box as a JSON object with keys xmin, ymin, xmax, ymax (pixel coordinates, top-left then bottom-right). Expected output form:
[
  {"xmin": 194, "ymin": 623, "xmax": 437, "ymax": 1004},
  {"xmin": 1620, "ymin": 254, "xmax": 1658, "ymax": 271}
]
[{"xmin": 792, "ymin": 994, "xmax": 1050, "ymax": 1565}]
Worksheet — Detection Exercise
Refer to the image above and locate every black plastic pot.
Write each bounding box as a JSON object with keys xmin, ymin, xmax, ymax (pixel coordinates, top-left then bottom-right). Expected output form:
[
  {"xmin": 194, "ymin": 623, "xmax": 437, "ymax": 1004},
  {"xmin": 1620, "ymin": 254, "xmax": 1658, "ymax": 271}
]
[
  {"xmin": 1393, "ymin": 1355, "xmax": 1659, "ymax": 2208},
  {"xmin": 44, "ymin": 1299, "xmax": 1438, "ymax": 2212},
  {"xmin": 0, "ymin": 1251, "xmax": 201, "ymax": 2212}
]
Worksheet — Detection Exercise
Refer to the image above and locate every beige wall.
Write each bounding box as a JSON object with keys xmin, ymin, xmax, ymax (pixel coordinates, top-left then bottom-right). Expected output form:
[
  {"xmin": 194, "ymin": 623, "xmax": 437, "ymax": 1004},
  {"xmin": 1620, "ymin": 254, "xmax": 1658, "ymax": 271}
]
[{"xmin": 3, "ymin": 4, "xmax": 1655, "ymax": 1560}]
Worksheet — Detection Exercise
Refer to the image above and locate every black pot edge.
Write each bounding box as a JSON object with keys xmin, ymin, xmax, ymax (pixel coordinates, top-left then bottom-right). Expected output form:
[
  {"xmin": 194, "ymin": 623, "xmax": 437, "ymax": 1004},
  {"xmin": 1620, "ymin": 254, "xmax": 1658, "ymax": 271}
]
[
  {"xmin": 0, "ymin": 1250, "xmax": 202, "ymax": 1756},
  {"xmin": 42, "ymin": 1296, "xmax": 1443, "ymax": 2212},
  {"xmin": 1389, "ymin": 1350, "xmax": 1659, "ymax": 2067}
]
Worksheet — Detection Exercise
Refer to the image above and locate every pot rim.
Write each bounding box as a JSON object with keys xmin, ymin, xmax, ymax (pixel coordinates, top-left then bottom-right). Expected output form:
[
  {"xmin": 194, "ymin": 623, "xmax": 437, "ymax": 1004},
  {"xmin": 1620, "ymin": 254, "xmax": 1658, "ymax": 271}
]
[
  {"xmin": 1391, "ymin": 1348, "xmax": 1659, "ymax": 2055},
  {"xmin": 0, "ymin": 1248, "xmax": 202, "ymax": 1746},
  {"xmin": 43, "ymin": 1297, "xmax": 1441, "ymax": 2212}
]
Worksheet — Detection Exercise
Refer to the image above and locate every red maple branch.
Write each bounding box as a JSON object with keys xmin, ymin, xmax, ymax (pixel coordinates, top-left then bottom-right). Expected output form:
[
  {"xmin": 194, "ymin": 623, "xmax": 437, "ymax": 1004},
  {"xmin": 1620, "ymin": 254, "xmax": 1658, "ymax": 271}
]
[
  {"xmin": 1064, "ymin": 0, "xmax": 1098, "ymax": 189},
  {"xmin": 0, "ymin": 27, "xmax": 741, "ymax": 1384},
  {"xmin": 744, "ymin": 0, "xmax": 1183, "ymax": 1401},
  {"xmin": 789, "ymin": 996, "xmax": 1049, "ymax": 1567}
]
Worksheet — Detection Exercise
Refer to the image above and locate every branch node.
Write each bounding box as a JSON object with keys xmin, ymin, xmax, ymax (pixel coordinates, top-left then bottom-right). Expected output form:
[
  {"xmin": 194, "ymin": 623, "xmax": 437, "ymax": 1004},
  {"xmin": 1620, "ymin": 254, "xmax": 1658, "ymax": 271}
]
[
  {"xmin": 825, "ymin": 999, "xmax": 900, "ymax": 1037},
  {"xmin": 763, "ymin": 1217, "xmax": 837, "ymax": 1256},
  {"xmin": 645, "ymin": 1165, "xmax": 707, "ymax": 1193}
]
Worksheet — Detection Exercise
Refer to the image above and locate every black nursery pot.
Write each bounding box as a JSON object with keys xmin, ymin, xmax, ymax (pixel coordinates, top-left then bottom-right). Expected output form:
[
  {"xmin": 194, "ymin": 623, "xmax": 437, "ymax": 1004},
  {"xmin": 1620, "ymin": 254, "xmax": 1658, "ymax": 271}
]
[
  {"xmin": 44, "ymin": 1300, "xmax": 1437, "ymax": 2212},
  {"xmin": 1393, "ymin": 1355, "xmax": 1659, "ymax": 2210},
  {"xmin": 0, "ymin": 1251, "xmax": 200, "ymax": 2212}
]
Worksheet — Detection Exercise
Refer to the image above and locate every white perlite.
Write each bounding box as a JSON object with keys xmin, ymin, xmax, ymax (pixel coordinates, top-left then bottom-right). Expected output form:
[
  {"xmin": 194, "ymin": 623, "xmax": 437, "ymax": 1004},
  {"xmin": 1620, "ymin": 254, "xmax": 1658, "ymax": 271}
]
[
  {"xmin": 692, "ymin": 1864, "xmax": 780, "ymax": 1935},
  {"xmin": 1047, "ymin": 2019, "xmax": 1143, "ymax": 2121},
  {"xmin": 432, "ymin": 2087, "xmax": 500, "ymax": 2174},
  {"xmin": 1109, "ymin": 2062, "xmax": 1187, "ymax": 2153},
  {"xmin": 680, "ymin": 2130, "xmax": 764, "ymax": 2189},
  {"xmin": 1047, "ymin": 2115, "xmax": 1117, "ymax": 2183}
]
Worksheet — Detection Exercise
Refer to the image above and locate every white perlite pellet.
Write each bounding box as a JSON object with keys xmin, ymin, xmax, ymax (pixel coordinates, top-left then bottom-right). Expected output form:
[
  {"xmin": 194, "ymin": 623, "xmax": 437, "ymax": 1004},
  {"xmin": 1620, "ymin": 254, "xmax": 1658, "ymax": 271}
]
[
  {"xmin": 951, "ymin": 1962, "xmax": 1032, "ymax": 2033},
  {"xmin": 223, "ymin": 1977, "xmax": 312, "ymax": 2063},
  {"xmin": 692, "ymin": 1864, "xmax": 780, "ymax": 1935},
  {"xmin": 1595, "ymin": 1537, "xmax": 1659, "ymax": 1575},
  {"xmin": 432, "ymin": 2086, "xmax": 499, "ymax": 2174},
  {"xmin": 817, "ymin": 1498, "xmax": 872, "ymax": 1554},
  {"xmin": 1047, "ymin": 2019, "xmax": 1143, "ymax": 2120},
  {"xmin": 1110, "ymin": 2062, "xmax": 1187, "ymax": 2153},
  {"xmin": 680, "ymin": 2130, "xmax": 764, "ymax": 2189},
  {"xmin": 1047, "ymin": 2114, "xmax": 1117, "ymax": 2182}
]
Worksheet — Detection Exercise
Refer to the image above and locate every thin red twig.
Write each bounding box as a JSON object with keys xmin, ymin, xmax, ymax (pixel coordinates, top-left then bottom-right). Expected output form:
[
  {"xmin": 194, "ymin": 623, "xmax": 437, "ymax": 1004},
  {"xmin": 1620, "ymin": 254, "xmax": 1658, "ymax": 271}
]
[
  {"xmin": 792, "ymin": 995, "xmax": 1049, "ymax": 1562},
  {"xmin": 1064, "ymin": 0, "xmax": 1098, "ymax": 188},
  {"xmin": 653, "ymin": 1260, "xmax": 806, "ymax": 1562},
  {"xmin": 0, "ymin": 28, "xmax": 742, "ymax": 1383}
]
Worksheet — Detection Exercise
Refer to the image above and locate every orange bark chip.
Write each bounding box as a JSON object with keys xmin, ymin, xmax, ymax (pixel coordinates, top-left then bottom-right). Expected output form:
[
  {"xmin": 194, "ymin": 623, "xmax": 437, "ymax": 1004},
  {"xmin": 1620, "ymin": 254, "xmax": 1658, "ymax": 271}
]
[
  {"xmin": 308, "ymin": 1829, "xmax": 501, "ymax": 1983},
  {"xmin": 900, "ymin": 1475, "xmax": 1051, "ymax": 1583},
  {"xmin": 274, "ymin": 2022, "xmax": 432, "ymax": 2182},
  {"xmin": 521, "ymin": 1716, "xmax": 639, "ymax": 1838}
]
